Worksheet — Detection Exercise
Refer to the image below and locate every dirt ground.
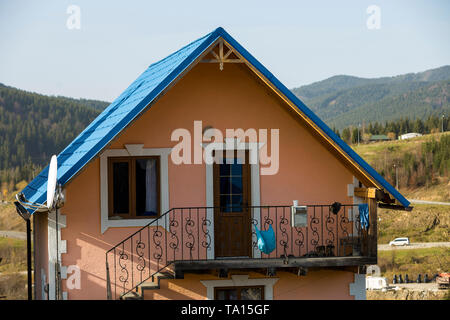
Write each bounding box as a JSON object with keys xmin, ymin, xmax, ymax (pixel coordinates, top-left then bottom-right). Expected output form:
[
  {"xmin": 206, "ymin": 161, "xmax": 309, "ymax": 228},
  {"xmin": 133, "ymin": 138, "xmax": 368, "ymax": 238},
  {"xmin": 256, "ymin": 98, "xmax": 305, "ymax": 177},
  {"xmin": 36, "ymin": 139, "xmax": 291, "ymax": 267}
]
[{"xmin": 367, "ymin": 284, "xmax": 449, "ymax": 300}]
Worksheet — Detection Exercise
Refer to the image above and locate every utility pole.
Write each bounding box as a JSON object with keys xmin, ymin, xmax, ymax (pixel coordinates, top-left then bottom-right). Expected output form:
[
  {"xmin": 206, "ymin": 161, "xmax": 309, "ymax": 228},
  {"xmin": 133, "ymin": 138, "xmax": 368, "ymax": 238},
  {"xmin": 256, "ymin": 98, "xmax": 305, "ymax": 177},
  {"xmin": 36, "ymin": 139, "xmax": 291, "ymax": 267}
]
[
  {"xmin": 358, "ymin": 123, "xmax": 361, "ymax": 145},
  {"xmin": 393, "ymin": 163, "xmax": 399, "ymax": 189}
]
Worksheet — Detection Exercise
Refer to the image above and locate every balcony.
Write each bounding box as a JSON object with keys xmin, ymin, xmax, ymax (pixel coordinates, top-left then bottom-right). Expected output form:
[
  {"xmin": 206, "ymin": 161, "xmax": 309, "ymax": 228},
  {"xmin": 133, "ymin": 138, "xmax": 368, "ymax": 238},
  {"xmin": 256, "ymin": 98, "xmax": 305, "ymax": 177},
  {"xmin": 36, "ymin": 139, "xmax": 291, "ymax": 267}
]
[{"xmin": 105, "ymin": 204, "xmax": 376, "ymax": 299}]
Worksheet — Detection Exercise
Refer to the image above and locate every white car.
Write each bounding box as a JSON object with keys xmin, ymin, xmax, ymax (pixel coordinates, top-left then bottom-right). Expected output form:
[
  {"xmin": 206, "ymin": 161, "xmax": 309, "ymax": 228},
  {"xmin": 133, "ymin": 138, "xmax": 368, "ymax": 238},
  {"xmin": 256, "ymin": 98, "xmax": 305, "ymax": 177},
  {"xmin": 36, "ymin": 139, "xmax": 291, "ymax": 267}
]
[{"xmin": 389, "ymin": 237, "xmax": 410, "ymax": 246}]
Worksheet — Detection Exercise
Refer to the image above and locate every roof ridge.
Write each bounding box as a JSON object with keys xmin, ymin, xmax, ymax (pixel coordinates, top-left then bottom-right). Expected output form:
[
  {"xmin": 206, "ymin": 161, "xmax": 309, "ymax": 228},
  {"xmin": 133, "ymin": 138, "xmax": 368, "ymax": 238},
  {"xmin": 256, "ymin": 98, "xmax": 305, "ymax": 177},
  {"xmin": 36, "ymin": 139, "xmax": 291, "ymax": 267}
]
[{"xmin": 146, "ymin": 30, "xmax": 216, "ymax": 70}]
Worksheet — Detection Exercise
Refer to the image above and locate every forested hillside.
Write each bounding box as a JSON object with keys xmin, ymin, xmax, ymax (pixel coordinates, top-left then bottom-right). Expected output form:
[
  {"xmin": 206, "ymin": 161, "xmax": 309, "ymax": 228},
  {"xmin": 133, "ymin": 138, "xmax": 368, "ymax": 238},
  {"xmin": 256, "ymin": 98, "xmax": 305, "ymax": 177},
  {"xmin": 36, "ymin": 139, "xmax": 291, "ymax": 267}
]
[
  {"xmin": 292, "ymin": 66, "xmax": 450, "ymax": 129},
  {"xmin": 1, "ymin": 65, "xmax": 450, "ymax": 189},
  {"xmin": 0, "ymin": 84, "xmax": 107, "ymax": 187}
]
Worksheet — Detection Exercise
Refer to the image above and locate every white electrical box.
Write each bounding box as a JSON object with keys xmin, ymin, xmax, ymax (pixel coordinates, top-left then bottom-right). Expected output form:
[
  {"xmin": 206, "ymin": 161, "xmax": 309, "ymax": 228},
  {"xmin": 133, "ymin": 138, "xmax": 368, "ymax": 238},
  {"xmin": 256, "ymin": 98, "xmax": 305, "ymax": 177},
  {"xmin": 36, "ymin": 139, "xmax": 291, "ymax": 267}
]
[{"xmin": 291, "ymin": 201, "xmax": 307, "ymax": 227}]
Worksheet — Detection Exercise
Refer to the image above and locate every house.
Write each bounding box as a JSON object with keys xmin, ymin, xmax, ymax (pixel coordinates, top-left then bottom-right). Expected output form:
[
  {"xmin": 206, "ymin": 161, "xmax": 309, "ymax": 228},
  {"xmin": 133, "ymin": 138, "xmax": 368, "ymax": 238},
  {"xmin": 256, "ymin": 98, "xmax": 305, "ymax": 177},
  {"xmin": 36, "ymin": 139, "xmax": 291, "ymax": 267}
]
[
  {"xmin": 398, "ymin": 132, "xmax": 422, "ymax": 140},
  {"xmin": 366, "ymin": 276, "xmax": 389, "ymax": 290},
  {"xmin": 369, "ymin": 134, "xmax": 390, "ymax": 142},
  {"xmin": 20, "ymin": 27, "xmax": 411, "ymax": 300}
]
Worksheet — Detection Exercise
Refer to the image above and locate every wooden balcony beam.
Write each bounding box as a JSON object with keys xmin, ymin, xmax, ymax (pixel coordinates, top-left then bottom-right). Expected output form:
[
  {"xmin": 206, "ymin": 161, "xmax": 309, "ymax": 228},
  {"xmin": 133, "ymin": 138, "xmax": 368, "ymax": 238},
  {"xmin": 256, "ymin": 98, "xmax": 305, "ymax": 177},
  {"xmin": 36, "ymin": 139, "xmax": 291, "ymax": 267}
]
[
  {"xmin": 354, "ymin": 187, "xmax": 377, "ymax": 199},
  {"xmin": 174, "ymin": 256, "xmax": 377, "ymax": 271}
]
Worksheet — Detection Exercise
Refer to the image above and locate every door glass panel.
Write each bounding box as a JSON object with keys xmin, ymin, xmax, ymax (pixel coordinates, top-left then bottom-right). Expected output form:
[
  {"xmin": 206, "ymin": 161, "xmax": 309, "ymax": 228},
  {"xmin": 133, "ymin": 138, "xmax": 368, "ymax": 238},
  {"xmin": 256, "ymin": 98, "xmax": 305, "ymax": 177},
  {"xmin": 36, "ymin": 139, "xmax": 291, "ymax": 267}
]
[
  {"xmin": 219, "ymin": 158, "xmax": 244, "ymax": 212},
  {"xmin": 220, "ymin": 177, "xmax": 231, "ymax": 194},
  {"xmin": 231, "ymin": 177, "xmax": 242, "ymax": 193},
  {"xmin": 220, "ymin": 195, "xmax": 232, "ymax": 212},
  {"xmin": 220, "ymin": 163, "xmax": 231, "ymax": 176},
  {"xmin": 231, "ymin": 163, "xmax": 242, "ymax": 176},
  {"xmin": 231, "ymin": 195, "xmax": 243, "ymax": 207}
]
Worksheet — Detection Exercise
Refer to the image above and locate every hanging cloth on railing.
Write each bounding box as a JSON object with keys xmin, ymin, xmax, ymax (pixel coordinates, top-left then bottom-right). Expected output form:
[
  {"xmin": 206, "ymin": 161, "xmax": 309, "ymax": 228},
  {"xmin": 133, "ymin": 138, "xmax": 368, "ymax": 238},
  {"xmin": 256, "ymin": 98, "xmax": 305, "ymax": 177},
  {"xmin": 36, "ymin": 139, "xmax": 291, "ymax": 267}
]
[
  {"xmin": 254, "ymin": 224, "xmax": 276, "ymax": 254},
  {"xmin": 359, "ymin": 203, "xmax": 370, "ymax": 230}
]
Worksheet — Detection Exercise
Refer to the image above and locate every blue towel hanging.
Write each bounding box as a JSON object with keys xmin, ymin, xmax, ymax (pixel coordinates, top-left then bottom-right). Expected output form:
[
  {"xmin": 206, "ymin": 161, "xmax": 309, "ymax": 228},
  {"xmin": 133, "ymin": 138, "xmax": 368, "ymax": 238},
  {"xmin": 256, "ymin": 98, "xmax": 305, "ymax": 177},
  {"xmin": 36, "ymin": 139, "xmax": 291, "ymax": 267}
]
[
  {"xmin": 359, "ymin": 203, "xmax": 370, "ymax": 230},
  {"xmin": 254, "ymin": 224, "xmax": 276, "ymax": 254}
]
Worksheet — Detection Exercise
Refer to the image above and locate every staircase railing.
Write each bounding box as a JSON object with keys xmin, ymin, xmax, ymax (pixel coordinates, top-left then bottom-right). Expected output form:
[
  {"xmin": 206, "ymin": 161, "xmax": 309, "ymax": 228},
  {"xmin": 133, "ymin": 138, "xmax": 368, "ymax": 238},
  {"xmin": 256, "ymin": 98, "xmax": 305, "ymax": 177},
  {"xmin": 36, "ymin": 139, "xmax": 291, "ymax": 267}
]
[{"xmin": 105, "ymin": 204, "xmax": 366, "ymax": 299}]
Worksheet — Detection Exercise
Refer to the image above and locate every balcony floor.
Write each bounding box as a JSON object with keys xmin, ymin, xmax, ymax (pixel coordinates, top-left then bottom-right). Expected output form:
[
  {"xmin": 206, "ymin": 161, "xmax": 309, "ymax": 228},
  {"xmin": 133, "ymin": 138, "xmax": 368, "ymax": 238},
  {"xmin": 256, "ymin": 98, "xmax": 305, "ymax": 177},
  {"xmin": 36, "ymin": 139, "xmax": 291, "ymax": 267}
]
[{"xmin": 173, "ymin": 255, "xmax": 377, "ymax": 273}]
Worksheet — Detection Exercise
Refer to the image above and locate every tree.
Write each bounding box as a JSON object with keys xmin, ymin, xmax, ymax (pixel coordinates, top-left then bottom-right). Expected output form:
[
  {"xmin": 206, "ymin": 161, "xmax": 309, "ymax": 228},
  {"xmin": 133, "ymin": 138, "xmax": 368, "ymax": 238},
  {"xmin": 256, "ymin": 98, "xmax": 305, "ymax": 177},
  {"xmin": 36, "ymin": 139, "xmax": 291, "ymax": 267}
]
[
  {"xmin": 351, "ymin": 127, "xmax": 359, "ymax": 144},
  {"xmin": 387, "ymin": 132, "xmax": 396, "ymax": 140},
  {"xmin": 342, "ymin": 128, "xmax": 351, "ymax": 143}
]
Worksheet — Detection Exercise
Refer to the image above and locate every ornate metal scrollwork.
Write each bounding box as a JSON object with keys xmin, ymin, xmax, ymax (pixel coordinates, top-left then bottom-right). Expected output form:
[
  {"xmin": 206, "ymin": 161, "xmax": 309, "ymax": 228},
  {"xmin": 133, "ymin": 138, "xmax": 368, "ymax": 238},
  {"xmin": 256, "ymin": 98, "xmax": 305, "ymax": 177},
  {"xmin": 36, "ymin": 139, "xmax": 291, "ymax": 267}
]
[
  {"xmin": 168, "ymin": 210, "xmax": 179, "ymax": 255},
  {"xmin": 118, "ymin": 244, "xmax": 129, "ymax": 289},
  {"xmin": 340, "ymin": 212, "xmax": 350, "ymax": 239},
  {"xmin": 279, "ymin": 213, "xmax": 289, "ymax": 256},
  {"xmin": 294, "ymin": 227, "xmax": 305, "ymax": 256},
  {"xmin": 263, "ymin": 213, "xmax": 273, "ymax": 230},
  {"xmin": 107, "ymin": 203, "xmax": 362, "ymax": 299},
  {"xmin": 135, "ymin": 237, "xmax": 146, "ymax": 272},
  {"xmin": 250, "ymin": 218, "xmax": 258, "ymax": 249},
  {"xmin": 310, "ymin": 214, "xmax": 320, "ymax": 250},
  {"xmin": 152, "ymin": 227, "xmax": 163, "ymax": 262},
  {"xmin": 325, "ymin": 211, "xmax": 335, "ymax": 246},
  {"xmin": 201, "ymin": 217, "xmax": 211, "ymax": 250},
  {"xmin": 185, "ymin": 213, "xmax": 195, "ymax": 260}
]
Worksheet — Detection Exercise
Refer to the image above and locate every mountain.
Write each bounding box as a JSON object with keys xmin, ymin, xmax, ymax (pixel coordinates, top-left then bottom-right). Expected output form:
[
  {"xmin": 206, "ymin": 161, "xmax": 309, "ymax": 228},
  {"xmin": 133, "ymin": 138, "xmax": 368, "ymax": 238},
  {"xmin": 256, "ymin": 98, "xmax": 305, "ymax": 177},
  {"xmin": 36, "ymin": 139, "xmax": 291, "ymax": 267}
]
[
  {"xmin": 291, "ymin": 65, "xmax": 450, "ymax": 129},
  {"xmin": 1, "ymin": 65, "xmax": 450, "ymax": 185},
  {"xmin": 0, "ymin": 83, "xmax": 108, "ymax": 184}
]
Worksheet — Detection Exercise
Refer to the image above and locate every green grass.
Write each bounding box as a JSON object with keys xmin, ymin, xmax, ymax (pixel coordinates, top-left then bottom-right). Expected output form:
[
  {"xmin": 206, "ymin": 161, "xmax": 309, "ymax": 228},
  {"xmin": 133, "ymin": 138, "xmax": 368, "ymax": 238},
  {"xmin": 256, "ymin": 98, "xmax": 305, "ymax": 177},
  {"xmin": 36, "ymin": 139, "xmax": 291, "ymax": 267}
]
[
  {"xmin": 352, "ymin": 132, "xmax": 450, "ymax": 202},
  {"xmin": 378, "ymin": 247, "xmax": 450, "ymax": 281},
  {"xmin": 0, "ymin": 237, "xmax": 28, "ymax": 299},
  {"xmin": 378, "ymin": 203, "xmax": 450, "ymax": 244},
  {"xmin": 352, "ymin": 133, "xmax": 441, "ymax": 163},
  {"xmin": 0, "ymin": 237, "xmax": 27, "ymax": 273},
  {"xmin": 0, "ymin": 272, "xmax": 27, "ymax": 300}
]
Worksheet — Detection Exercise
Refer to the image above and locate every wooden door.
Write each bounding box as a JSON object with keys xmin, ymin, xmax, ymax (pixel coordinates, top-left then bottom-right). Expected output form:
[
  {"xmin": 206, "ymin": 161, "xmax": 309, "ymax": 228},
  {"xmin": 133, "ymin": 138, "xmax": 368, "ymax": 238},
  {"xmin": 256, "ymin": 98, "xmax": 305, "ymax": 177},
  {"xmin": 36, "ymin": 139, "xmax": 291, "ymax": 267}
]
[{"xmin": 214, "ymin": 151, "xmax": 251, "ymax": 258}]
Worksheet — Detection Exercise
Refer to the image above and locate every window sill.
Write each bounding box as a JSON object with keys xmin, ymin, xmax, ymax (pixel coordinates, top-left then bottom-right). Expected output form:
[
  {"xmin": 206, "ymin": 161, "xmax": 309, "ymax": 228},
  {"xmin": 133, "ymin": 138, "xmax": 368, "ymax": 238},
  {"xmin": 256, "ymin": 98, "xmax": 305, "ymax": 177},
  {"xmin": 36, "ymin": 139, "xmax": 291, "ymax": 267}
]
[{"xmin": 103, "ymin": 218, "xmax": 162, "ymax": 232}]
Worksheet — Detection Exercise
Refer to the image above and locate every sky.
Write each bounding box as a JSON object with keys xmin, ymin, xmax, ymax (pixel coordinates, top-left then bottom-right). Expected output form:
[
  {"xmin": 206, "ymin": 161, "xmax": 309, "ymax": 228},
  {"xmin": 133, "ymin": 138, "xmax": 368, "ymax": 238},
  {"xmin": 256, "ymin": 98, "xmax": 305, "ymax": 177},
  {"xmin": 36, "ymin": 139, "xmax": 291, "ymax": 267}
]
[{"xmin": 0, "ymin": 0, "xmax": 449, "ymax": 102}]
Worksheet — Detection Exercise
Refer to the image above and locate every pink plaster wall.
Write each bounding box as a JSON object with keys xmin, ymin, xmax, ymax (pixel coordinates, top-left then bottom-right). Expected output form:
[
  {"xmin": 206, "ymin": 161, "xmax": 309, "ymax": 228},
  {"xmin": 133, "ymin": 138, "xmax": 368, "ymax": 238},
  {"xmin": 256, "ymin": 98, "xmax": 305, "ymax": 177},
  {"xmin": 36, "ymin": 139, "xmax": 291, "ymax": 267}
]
[
  {"xmin": 42, "ymin": 61, "xmax": 362, "ymax": 299},
  {"xmin": 141, "ymin": 270, "xmax": 356, "ymax": 300}
]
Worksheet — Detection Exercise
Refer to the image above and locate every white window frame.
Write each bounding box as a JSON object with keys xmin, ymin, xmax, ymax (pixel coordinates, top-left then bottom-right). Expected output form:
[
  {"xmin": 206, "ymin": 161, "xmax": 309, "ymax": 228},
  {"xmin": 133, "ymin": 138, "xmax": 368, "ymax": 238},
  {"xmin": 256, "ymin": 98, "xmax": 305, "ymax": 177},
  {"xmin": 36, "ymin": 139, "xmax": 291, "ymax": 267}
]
[
  {"xmin": 100, "ymin": 144, "xmax": 171, "ymax": 233},
  {"xmin": 202, "ymin": 138, "xmax": 264, "ymax": 259},
  {"xmin": 200, "ymin": 275, "xmax": 279, "ymax": 300}
]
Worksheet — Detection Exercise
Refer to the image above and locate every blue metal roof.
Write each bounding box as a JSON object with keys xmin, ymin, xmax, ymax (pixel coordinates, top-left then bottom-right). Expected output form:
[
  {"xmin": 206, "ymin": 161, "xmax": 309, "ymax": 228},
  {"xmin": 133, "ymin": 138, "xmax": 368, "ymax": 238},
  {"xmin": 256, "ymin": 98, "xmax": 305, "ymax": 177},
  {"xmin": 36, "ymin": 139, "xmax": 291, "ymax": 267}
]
[{"xmin": 21, "ymin": 27, "xmax": 410, "ymax": 212}]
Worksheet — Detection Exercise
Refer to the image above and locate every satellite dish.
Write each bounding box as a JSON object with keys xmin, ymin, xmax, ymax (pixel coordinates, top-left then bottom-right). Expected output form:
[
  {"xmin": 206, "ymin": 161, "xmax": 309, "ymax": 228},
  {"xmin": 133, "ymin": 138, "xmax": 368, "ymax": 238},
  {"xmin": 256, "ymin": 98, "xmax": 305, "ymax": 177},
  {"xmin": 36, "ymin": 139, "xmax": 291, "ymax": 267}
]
[{"xmin": 47, "ymin": 155, "xmax": 57, "ymax": 209}]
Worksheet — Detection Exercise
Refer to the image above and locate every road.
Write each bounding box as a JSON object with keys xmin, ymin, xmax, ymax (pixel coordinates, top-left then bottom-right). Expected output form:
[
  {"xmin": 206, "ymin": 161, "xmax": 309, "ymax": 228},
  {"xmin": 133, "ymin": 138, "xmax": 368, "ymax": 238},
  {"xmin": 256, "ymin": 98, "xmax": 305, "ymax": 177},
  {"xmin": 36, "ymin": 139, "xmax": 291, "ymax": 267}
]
[
  {"xmin": 408, "ymin": 199, "xmax": 450, "ymax": 206},
  {"xmin": 378, "ymin": 242, "xmax": 450, "ymax": 251},
  {"xmin": 0, "ymin": 230, "xmax": 26, "ymax": 240}
]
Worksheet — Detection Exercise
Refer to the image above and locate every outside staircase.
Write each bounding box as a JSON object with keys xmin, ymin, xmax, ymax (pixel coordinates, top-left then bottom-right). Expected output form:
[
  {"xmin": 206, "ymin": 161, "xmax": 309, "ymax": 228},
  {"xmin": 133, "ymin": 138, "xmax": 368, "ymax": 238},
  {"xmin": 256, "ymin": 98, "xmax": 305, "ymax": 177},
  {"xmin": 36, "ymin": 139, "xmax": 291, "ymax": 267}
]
[{"xmin": 121, "ymin": 270, "xmax": 175, "ymax": 300}]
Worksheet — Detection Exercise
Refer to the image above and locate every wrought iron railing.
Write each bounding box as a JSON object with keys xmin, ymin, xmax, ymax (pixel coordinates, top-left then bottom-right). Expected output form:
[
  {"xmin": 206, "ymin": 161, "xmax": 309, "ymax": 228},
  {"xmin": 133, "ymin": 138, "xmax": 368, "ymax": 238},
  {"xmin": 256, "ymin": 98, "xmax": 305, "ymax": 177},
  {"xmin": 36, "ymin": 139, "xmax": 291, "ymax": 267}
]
[{"xmin": 105, "ymin": 203, "xmax": 367, "ymax": 299}]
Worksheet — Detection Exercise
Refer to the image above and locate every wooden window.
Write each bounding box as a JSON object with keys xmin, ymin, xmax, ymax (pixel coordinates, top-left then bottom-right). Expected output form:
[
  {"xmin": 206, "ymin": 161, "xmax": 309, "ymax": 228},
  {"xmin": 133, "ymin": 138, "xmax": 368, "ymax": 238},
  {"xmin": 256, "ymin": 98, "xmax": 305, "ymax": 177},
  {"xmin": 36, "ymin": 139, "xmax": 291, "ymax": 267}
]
[
  {"xmin": 108, "ymin": 156, "xmax": 160, "ymax": 219},
  {"xmin": 214, "ymin": 286, "xmax": 264, "ymax": 300}
]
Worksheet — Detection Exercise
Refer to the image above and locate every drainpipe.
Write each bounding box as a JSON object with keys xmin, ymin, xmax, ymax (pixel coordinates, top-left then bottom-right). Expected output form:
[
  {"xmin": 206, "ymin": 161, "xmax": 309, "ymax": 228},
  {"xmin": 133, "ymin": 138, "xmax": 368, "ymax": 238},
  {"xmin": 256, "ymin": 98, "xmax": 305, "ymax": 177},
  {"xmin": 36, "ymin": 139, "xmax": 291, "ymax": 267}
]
[
  {"xmin": 13, "ymin": 201, "xmax": 33, "ymax": 300},
  {"xmin": 26, "ymin": 218, "xmax": 32, "ymax": 300}
]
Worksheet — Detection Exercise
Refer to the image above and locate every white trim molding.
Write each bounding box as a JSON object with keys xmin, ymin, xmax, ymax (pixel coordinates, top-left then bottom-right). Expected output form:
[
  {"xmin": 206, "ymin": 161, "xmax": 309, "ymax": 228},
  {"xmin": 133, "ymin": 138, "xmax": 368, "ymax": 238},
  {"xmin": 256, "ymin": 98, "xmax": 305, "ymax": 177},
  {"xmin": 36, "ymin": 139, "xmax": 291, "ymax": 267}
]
[
  {"xmin": 40, "ymin": 268, "xmax": 47, "ymax": 300},
  {"xmin": 99, "ymin": 145, "xmax": 171, "ymax": 233},
  {"xmin": 349, "ymin": 273, "xmax": 366, "ymax": 300},
  {"xmin": 200, "ymin": 275, "xmax": 279, "ymax": 300},
  {"xmin": 347, "ymin": 176, "xmax": 365, "ymax": 238},
  {"xmin": 202, "ymin": 138, "xmax": 264, "ymax": 259},
  {"xmin": 47, "ymin": 209, "xmax": 66, "ymax": 300}
]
